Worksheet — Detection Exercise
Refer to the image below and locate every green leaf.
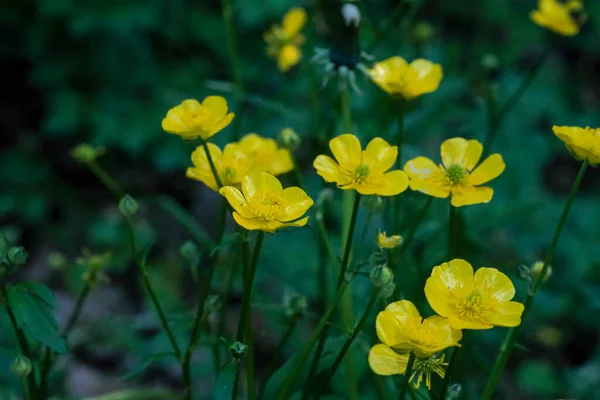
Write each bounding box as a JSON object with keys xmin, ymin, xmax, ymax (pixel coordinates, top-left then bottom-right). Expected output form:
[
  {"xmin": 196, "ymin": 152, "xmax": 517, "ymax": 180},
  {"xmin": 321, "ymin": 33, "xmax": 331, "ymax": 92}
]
[
  {"xmin": 8, "ymin": 285, "xmax": 66, "ymax": 354},
  {"xmin": 213, "ymin": 361, "xmax": 238, "ymax": 400},
  {"xmin": 122, "ymin": 352, "xmax": 177, "ymax": 380},
  {"xmin": 19, "ymin": 281, "xmax": 55, "ymax": 308}
]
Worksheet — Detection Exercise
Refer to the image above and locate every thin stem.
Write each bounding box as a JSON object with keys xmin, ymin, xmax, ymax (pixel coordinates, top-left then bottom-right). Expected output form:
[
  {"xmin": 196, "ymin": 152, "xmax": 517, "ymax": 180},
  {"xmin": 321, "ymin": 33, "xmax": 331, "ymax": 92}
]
[
  {"xmin": 200, "ymin": 139, "xmax": 224, "ymax": 189},
  {"xmin": 482, "ymin": 160, "xmax": 589, "ymax": 399},
  {"xmin": 276, "ymin": 277, "xmax": 353, "ymax": 400},
  {"xmin": 88, "ymin": 161, "xmax": 124, "ymax": 200},
  {"xmin": 399, "ymin": 353, "xmax": 416, "ymax": 399},
  {"xmin": 448, "ymin": 205, "xmax": 457, "ymax": 259},
  {"xmin": 439, "ymin": 347, "xmax": 459, "ymax": 400},
  {"xmin": 395, "ymin": 97, "xmax": 406, "ymax": 169},
  {"xmin": 301, "ymin": 324, "xmax": 329, "ymax": 399},
  {"xmin": 221, "ymin": 0, "xmax": 244, "ymax": 140},
  {"xmin": 1, "ymin": 274, "xmax": 38, "ymax": 400},
  {"xmin": 341, "ymin": 86, "xmax": 353, "ymax": 132},
  {"xmin": 398, "ymin": 197, "xmax": 433, "ymax": 257},
  {"xmin": 315, "ymin": 287, "xmax": 382, "ymax": 396},
  {"xmin": 337, "ymin": 193, "xmax": 361, "ymax": 288},
  {"xmin": 291, "ymin": 154, "xmax": 305, "ymax": 191},
  {"xmin": 19, "ymin": 378, "xmax": 31, "ymax": 400},
  {"xmin": 65, "ymin": 284, "xmax": 91, "ymax": 335}
]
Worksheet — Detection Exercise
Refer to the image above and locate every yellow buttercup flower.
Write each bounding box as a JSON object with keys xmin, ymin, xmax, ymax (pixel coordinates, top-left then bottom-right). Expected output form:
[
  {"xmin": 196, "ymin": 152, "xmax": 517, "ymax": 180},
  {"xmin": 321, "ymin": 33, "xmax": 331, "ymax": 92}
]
[
  {"xmin": 530, "ymin": 0, "xmax": 585, "ymax": 36},
  {"xmin": 264, "ymin": 8, "xmax": 307, "ymax": 72},
  {"xmin": 553, "ymin": 126, "xmax": 600, "ymax": 166},
  {"xmin": 377, "ymin": 232, "xmax": 403, "ymax": 249},
  {"xmin": 313, "ymin": 134, "xmax": 409, "ymax": 196},
  {"xmin": 186, "ymin": 143, "xmax": 253, "ymax": 191},
  {"xmin": 239, "ymin": 133, "xmax": 294, "ymax": 175},
  {"xmin": 404, "ymin": 137, "xmax": 505, "ymax": 207},
  {"xmin": 374, "ymin": 300, "xmax": 462, "ymax": 358},
  {"xmin": 162, "ymin": 97, "xmax": 234, "ymax": 141},
  {"xmin": 368, "ymin": 56, "xmax": 443, "ymax": 99},
  {"xmin": 425, "ymin": 259, "xmax": 525, "ymax": 330},
  {"xmin": 219, "ymin": 172, "xmax": 313, "ymax": 232}
]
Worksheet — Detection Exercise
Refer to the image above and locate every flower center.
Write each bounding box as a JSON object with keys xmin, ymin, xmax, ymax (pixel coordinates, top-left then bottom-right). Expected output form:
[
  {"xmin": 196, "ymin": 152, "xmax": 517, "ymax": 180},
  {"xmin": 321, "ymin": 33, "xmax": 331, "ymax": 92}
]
[
  {"xmin": 253, "ymin": 194, "xmax": 283, "ymax": 220},
  {"xmin": 455, "ymin": 291, "xmax": 485, "ymax": 319},
  {"xmin": 354, "ymin": 164, "xmax": 370, "ymax": 183},
  {"xmin": 445, "ymin": 164, "xmax": 466, "ymax": 185},
  {"xmin": 185, "ymin": 107, "xmax": 211, "ymax": 128},
  {"xmin": 223, "ymin": 167, "xmax": 236, "ymax": 182}
]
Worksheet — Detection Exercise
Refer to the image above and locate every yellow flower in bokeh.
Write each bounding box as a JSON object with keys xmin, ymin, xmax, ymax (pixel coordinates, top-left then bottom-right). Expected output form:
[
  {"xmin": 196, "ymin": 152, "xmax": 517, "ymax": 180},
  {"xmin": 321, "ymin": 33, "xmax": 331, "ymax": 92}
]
[
  {"xmin": 314, "ymin": 134, "xmax": 409, "ymax": 196},
  {"xmin": 530, "ymin": 0, "xmax": 585, "ymax": 36},
  {"xmin": 367, "ymin": 56, "xmax": 443, "ymax": 99},
  {"xmin": 219, "ymin": 172, "xmax": 313, "ymax": 232},
  {"xmin": 404, "ymin": 138, "xmax": 505, "ymax": 207},
  {"xmin": 553, "ymin": 125, "xmax": 600, "ymax": 166},
  {"xmin": 186, "ymin": 143, "xmax": 253, "ymax": 191},
  {"xmin": 374, "ymin": 300, "xmax": 462, "ymax": 358},
  {"xmin": 264, "ymin": 8, "xmax": 307, "ymax": 72},
  {"xmin": 377, "ymin": 232, "xmax": 403, "ymax": 249},
  {"xmin": 531, "ymin": 260, "xmax": 552, "ymax": 283},
  {"xmin": 425, "ymin": 259, "xmax": 524, "ymax": 330},
  {"xmin": 162, "ymin": 97, "xmax": 234, "ymax": 141},
  {"xmin": 239, "ymin": 133, "xmax": 294, "ymax": 175}
]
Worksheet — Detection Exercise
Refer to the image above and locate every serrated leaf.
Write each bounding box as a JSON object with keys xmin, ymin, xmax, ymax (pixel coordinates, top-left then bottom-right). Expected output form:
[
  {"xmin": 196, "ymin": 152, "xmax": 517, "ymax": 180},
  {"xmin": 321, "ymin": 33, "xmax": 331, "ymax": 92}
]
[
  {"xmin": 213, "ymin": 361, "xmax": 238, "ymax": 400},
  {"xmin": 8, "ymin": 285, "xmax": 66, "ymax": 354},
  {"xmin": 122, "ymin": 351, "xmax": 177, "ymax": 380}
]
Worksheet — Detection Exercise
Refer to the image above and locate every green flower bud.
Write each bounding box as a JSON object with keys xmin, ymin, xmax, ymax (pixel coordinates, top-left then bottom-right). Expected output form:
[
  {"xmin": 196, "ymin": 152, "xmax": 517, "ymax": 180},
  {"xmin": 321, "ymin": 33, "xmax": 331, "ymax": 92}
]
[
  {"xmin": 380, "ymin": 281, "xmax": 396, "ymax": 299},
  {"xmin": 229, "ymin": 341, "xmax": 248, "ymax": 361},
  {"xmin": 362, "ymin": 195, "xmax": 386, "ymax": 214},
  {"xmin": 278, "ymin": 128, "xmax": 301, "ymax": 151},
  {"xmin": 119, "ymin": 194, "xmax": 139, "ymax": 217},
  {"xmin": 283, "ymin": 289, "xmax": 308, "ymax": 319},
  {"xmin": 8, "ymin": 247, "xmax": 28, "ymax": 266},
  {"xmin": 368, "ymin": 251, "xmax": 387, "ymax": 268},
  {"xmin": 10, "ymin": 355, "xmax": 32, "ymax": 378},
  {"xmin": 413, "ymin": 21, "xmax": 435, "ymax": 44},
  {"xmin": 179, "ymin": 241, "xmax": 200, "ymax": 264},
  {"xmin": 71, "ymin": 144, "xmax": 106, "ymax": 164},
  {"xmin": 48, "ymin": 252, "xmax": 68, "ymax": 270},
  {"xmin": 446, "ymin": 383, "xmax": 463, "ymax": 400},
  {"xmin": 370, "ymin": 264, "xmax": 394, "ymax": 287},
  {"xmin": 204, "ymin": 294, "xmax": 222, "ymax": 315},
  {"xmin": 481, "ymin": 53, "xmax": 500, "ymax": 81}
]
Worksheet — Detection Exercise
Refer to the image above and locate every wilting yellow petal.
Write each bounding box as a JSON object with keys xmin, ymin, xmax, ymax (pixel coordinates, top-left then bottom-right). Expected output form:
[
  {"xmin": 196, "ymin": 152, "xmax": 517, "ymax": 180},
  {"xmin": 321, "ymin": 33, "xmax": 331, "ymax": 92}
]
[
  {"xmin": 279, "ymin": 187, "xmax": 313, "ymax": 222},
  {"xmin": 282, "ymin": 7, "xmax": 307, "ymax": 37},
  {"xmin": 440, "ymin": 138, "xmax": 470, "ymax": 169},
  {"xmin": 313, "ymin": 155, "xmax": 343, "ymax": 183},
  {"xmin": 219, "ymin": 186, "xmax": 255, "ymax": 219},
  {"xmin": 278, "ymin": 44, "xmax": 302, "ymax": 72},
  {"xmin": 488, "ymin": 302, "xmax": 525, "ymax": 327},
  {"xmin": 329, "ymin": 134, "xmax": 362, "ymax": 170},
  {"xmin": 368, "ymin": 344, "xmax": 408, "ymax": 376},
  {"xmin": 362, "ymin": 137, "xmax": 398, "ymax": 175},
  {"xmin": 451, "ymin": 186, "xmax": 493, "ymax": 207},
  {"xmin": 468, "ymin": 154, "xmax": 505, "ymax": 185}
]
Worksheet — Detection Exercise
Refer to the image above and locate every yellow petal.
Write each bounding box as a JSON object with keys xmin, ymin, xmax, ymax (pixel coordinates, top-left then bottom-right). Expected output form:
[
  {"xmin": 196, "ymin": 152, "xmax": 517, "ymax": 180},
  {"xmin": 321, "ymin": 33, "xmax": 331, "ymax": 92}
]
[
  {"xmin": 405, "ymin": 59, "xmax": 443, "ymax": 99},
  {"xmin": 447, "ymin": 314, "xmax": 492, "ymax": 330},
  {"xmin": 429, "ymin": 259, "xmax": 474, "ymax": 302},
  {"xmin": 282, "ymin": 7, "xmax": 307, "ymax": 37},
  {"xmin": 206, "ymin": 112, "xmax": 235, "ymax": 139},
  {"xmin": 372, "ymin": 170, "xmax": 409, "ymax": 196},
  {"xmin": 464, "ymin": 140, "xmax": 483, "ymax": 171},
  {"xmin": 468, "ymin": 154, "xmax": 505, "ymax": 185},
  {"xmin": 440, "ymin": 137, "xmax": 470, "ymax": 169},
  {"xmin": 414, "ymin": 316, "xmax": 462, "ymax": 356},
  {"xmin": 232, "ymin": 212, "xmax": 279, "ymax": 232},
  {"xmin": 451, "ymin": 186, "xmax": 494, "ymax": 207},
  {"xmin": 186, "ymin": 167, "xmax": 218, "ymax": 191},
  {"xmin": 242, "ymin": 172, "xmax": 283, "ymax": 204},
  {"xmin": 553, "ymin": 125, "xmax": 580, "ymax": 146},
  {"xmin": 329, "ymin": 134, "xmax": 362, "ymax": 170},
  {"xmin": 385, "ymin": 300, "xmax": 421, "ymax": 317},
  {"xmin": 473, "ymin": 267, "xmax": 516, "ymax": 303},
  {"xmin": 404, "ymin": 157, "xmax": 450, "ymax": 197},
  {"xmin": 222, "ymin": 143, "xmax": 253, "ymax": 183},
  {"xmin": 279, "ymin": 187, "xmax": 313, "ymax": 222},
  {"xmin": 202, "ymin": 96, "xmax": 228, "ymax": 120},
  {"xmin": 368, "ymin": 344, "xmax": 408, "ymax": 376},
  {"xmin": 239, "ymin": 133, "xmax": 263, "ymax": 153},
  {"xmin": 362, "ymin": 137, "xmax": 398, "ymax": 174},
  {"xmin": 186, "ymin": 143, "xmax": 222, "ymax": 190},
  {"xmin": 376, "ymin": 310, "xmax": 405, "ymax": 347},
  {"xmin": 424, "ymin": 272, "xmax": 457, "ymax": 318},
  {"xmin": 219, "ymin": 186, "xmax": 255, "ymax": 219},
  {"xmin": 409, "ymin": 179, "xmax": 451, "ymax": 198},
  {"xmin": 269, "ymin": 149, "xmax": 294, "ymax": 175},
  {"xmin": 488, "ymin": 302, "xmax": 525, "ymax": 327},
  {"xmin": 280, "ymin": 216, "xmax": 309, "ymax": 229},
  {"xmin": 278, "ymin": 44, "xmax": 301, "ymax": 72},
  {"xmin": 313, "ymin": 155, "xmax": 343, "ymax": 183},
  {"xmin": 368, "ymin": 56, "xmax": 409, "ymax": 95}
]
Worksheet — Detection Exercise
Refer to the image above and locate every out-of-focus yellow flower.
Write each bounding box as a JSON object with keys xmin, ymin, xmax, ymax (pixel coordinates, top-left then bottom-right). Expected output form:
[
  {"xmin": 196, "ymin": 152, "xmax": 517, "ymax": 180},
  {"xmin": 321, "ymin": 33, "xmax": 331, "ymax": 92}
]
[
  {"xmin": 162, "ymin": 97, "xmax": 234, "ymax": 141},
  {"xmin": 367, "ymin": 56, "xmax": 443, "ymax": 99},
  {"xmin": 264, "ymin": 8, "xmax": 307, "ymax": 72},
  {"xmin": 553, "ymin": 126, "xmax": 600, "ymax": 166},
  {"xmin": 404, "ymin": 138, "xmax": 505, "ymax": 207},
  {"xmin": 377, "ymin": 232, "xmax": 403, "ymax": 249},
  {"xmin": 425, "ymin": 259, "xmax": 524, "ymax": 330},
  {"xmin": 314, "ymin": 134, "xmax": 409, "ymax": 196},
  {"xmin": 374, "ymin": 300, "xmax": 462, "ymax": 358},
  {"xmin": 186, "ymin": 143, "xmax": 253, "ymax": 191},
  {"xmin": 240, "ymin": 133, "xmax": 294, "ymax": 175},
  {"xmin": 219, "ymin": 172, "xmax": 313, "ymax": 232},
  {"xmin": 531, "ymin": 260, "xmax": 552, "ymax": 283},
  {"xmin": 278, "ymin": 127, "xmax": 301, "ymax": 150},
  {"xmin": 530, "ymin": 0, "xmax": 585, "ymax": 36}
]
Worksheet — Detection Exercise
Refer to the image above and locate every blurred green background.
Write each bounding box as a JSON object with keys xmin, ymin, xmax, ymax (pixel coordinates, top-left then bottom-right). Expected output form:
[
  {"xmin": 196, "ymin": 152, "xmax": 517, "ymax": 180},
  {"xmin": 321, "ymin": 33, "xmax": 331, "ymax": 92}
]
[{"xmin": 1, "ymin": 0, "xmax": 600, "ymax": 399}]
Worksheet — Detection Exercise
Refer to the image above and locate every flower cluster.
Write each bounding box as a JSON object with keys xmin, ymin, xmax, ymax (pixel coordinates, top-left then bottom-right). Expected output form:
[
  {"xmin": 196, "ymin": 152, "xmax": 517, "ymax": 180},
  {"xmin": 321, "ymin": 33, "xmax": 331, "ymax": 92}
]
[{"xmin": 369, "ymin": 259, "xmax": 524, "ymax": 389}]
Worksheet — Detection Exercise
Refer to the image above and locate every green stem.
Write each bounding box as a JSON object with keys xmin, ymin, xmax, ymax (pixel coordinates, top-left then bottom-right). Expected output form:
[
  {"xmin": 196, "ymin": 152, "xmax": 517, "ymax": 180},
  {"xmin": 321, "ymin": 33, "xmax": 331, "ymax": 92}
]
[
  {"xmin": 439, "ymin": 347, "xmax": 459, "ymax": 400},
  {"xmin": 88, "ymin": 161, "xmax": 124, "ymax": 200},
  {"xmin": 395, "ymin": 97, "xmax": 406, "ymax": 169},
  {"xmin": 315, "ymin": 287, "xmax": 382, "ymax": 397},
  {"xmin": 1, "ymin": 274, "xmax": 39, "ymax": 400},
  {"xmin": 221, "ymin": 0, "xmax": 244, "ymax": 140},
  {"xmin": 276, "ymin": 277, "xmax": 353, "ymax": 400},
  {"xmin": 482, "ymin": 160, "xmax": 589, "ymax": 399},
  {"xmin": 19, "ymin": 378, "xmax": 31, "ymax": 400},
  {"xmin": 399, "ymin": 353, "xmax": 416, "ymax": 399},
  {"xmin": 448, "ymin": 205, "xmax": 457, "ymax": 259},
  {"xmin": 301, "ymin": 324, "xmax": 329, "ymax": 399},
  {"xmin": 484, "ymin": 44, "xmax": 552, "ymax": 153},
  {"xmin": 337, "ymin": 193, "xmax": 361, "ymax": 288},
  {"xmin": 200, "ymin": 139, "xmax": 224, "ymax": 189},
  {"xmin": 65, "ymin": 284, "xmax": 91, "ymax": 335},
  {"xmin": 341, "ymin": 86, "xmax": 353, "ymax": 132},
  {"xmin": 291, "ymin": 154, "xmax": 305, "ymax": 191}
]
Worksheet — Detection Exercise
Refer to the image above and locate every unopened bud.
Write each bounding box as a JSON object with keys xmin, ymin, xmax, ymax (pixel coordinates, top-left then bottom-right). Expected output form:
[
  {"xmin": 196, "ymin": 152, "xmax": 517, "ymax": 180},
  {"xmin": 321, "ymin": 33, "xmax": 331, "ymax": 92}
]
[
  {"xmin": 362, "ymin": 196, "xmax": 386, "ymax": 214},
  {"xmin": 119, "ymin": 194, "xmax": 139, "ymax": 217},
  {"xmin": 317, "ymin": 189, "xmax": 334, "ymax": 208},
  {"xmin": 10, "ymin": 355, "xmax": 32, "ymax": 378},
  {"xmin": 229, "ymin": 341, "xmax": 248, "ymax": 361},
  {"xmin": 71, "ymin": 144, "xmax": 106, "ymax": 164},
  {"xmin": 446, "ymin": 383, "xmax": 462, "ymax": 400},
  {"xmin": 380, "ymin": 281, "xmax": 396, "ymax": 299},
  {"xmin": 278, "ymin": 128, "xmax": 301, "ymax": 151},
  {"xmin": 179, "ymin": 241, "xmax": 200, "ymax": 264},
  {"xmin": 481, "ymin": 54, "xmax": 500, "ymax": 81},
  {"xmin": 531, "ymin": 261, "xmax": 552, "ymax": 283},
  {"xmin": 48, "ymin": 252, "xmax": 68, "ymax": 270},
  {"xmin": 370, "ymin": 264, "xmax": 394, "ymax": 287},
  {"xmin": 283, "ymin": 289, "xmax": 308, "ymax": 319},
  {"xmin": 8, "ymin": 247, "xmax": 28, "ymax": 266},
  {"xmin": 205, "ymin": 294, "xmax": 222, "ymax": 315},
  {"xmin": 413, "ymin": 22, "xmax": 435, "ymax": 44},
  {"xmin": 368, "ymin": 251, "xmax": 387, "ymax": 268}
]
